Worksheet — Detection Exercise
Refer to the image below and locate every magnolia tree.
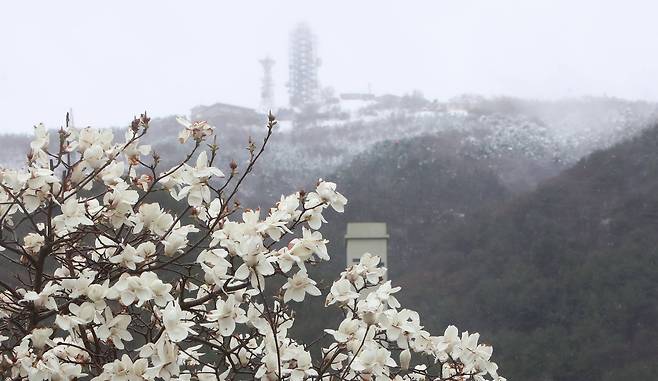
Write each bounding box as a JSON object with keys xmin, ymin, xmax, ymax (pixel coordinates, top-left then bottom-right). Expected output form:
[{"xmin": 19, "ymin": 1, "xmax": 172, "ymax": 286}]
[{"xmin": 0, "ymin": 112, "xmax": 504, "ymax": 380}]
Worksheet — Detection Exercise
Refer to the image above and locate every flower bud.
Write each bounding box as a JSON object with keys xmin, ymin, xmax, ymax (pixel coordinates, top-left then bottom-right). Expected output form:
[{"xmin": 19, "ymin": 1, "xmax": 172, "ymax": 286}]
[
  {"xmin": 131, "ymin": 117, "xmax": 140, "ymax": 132},
  {"xmin": 400, "ymin": 348, "xmax": 411, "ymax": 370}
]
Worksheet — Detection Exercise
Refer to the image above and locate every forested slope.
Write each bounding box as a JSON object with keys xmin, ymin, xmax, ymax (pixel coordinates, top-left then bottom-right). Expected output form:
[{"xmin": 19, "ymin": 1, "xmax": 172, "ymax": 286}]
[{"xmin": 396, "ymin": 124, "xmax": 658, "ymax": 381}]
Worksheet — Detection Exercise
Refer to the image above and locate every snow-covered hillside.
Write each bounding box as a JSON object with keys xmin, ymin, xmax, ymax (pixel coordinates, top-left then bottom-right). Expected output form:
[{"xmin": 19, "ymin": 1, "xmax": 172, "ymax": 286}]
[{"xmin": 1, "ymin": 95, "xmax": 655, "ymax": 204}]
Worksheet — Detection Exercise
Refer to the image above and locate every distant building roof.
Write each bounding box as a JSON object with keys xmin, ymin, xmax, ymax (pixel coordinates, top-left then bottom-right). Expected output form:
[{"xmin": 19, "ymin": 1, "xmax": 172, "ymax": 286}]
[
  {"xmin": 191, "ymin": 102, "xmax": 258, "ymax": 116},
  {"xmin": 345, "ymin": 222, "xmax": 389, "ymax": 239},
  {"xmin": 190, "ymin": 102, "xmax": 263, "ymax": 127},
  {"xmin": 340, "ymin": 93, "xmax": 376, "ymax": 101}
]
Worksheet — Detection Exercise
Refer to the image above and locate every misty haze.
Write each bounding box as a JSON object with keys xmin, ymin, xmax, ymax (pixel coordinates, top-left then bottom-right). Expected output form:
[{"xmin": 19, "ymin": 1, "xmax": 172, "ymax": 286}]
[{"xmin": 1, "ymin": 2, "xmax": 657, "ymax": 381}]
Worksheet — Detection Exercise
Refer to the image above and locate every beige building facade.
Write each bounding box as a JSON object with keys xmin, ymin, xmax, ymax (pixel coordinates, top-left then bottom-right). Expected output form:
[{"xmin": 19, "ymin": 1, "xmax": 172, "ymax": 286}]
[{"xmin": 345, "ymin": 222, "xmax": 388, "ymax": 280}]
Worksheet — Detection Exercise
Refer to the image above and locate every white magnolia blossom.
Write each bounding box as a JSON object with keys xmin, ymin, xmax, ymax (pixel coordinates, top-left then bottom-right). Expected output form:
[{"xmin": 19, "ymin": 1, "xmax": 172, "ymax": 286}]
[
  {"xmin": 203, "ymin": 295, "xmax": 248, "ymax": 336},
  {"xmin": 162, "ymin": 301, "xmax": 196, "ymax": 342},
  {"xmin": 131, "ymin": 202, "xmax": 175, "ymax": 236},
  {"xmin": 53, "ymin": 196, "xmax": 94, "ymax": 232},
  {"xmin": 21, "ymin": 282, "xmax": 61, "ymax": 311},
  {"xmin": 123, "ymin": 130, "xmax": 151, "ymax": 165},
  {"xmin": 109, "ymin": 243, "xmax": 146, "ymax": 270},
  {"xmin": 0, "ymin": 114, "xmax": 503, "ymax": 381},
  {"xmin": 163, "ymin": 224, "xmax": 199, "ymax": 256},
  {"xmin": 103, "ymin": 181, "xmax": 139, "ymax": 228},
  {"xmin": 176, "ymin": 117, "xmax": 214, "ymax": 144},
  {"xmin": 109, "ymin": 271, "xmax": 174, "ymax": 307},
  {"xmin": 23, "ymin": 232, "xmax": 45, "ymax": 254},
  {"xmin": 179, "ymin": 151, "xmax": 224, "ymax": 207},
  {"xmin": 96, "ymin": 308, "xmax": 133, "ymax": 350},
  {"xmin": 282, "ymin": 270, "xmax": 321, "ymax": 302}
]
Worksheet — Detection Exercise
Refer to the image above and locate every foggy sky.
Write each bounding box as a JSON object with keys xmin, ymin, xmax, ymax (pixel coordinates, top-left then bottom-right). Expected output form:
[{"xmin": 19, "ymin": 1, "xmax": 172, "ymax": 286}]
[{"xmin": 1, "ymin": 0, "xmax": 657, "ymax": 133}]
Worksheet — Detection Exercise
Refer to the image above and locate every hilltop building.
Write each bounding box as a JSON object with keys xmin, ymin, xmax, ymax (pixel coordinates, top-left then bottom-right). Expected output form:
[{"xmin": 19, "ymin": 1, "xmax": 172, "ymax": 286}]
[{"xmin": 190, "ymin": 102, "xmax": 263, "ymax": 128}]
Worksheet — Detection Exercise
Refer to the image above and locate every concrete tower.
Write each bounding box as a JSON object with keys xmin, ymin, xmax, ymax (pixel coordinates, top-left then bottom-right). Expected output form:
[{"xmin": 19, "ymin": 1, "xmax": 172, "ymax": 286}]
[
  {"xmin": 288, "ymin": 23, "xmax": 320, "ymax": 108},
  {"xmin": 259, "ymin": 56, "xmax": 275, "ymax": 112},
  {"xmin": 345, "ymin": 222, "xmax": 389, "ymax": 280}
]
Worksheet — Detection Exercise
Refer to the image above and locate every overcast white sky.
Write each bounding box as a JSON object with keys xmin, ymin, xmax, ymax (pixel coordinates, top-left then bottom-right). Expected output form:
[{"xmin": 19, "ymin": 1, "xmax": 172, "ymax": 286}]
[{"xmin": 1, "ymin": 0, "xmax": 657, "ymax": 133}]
